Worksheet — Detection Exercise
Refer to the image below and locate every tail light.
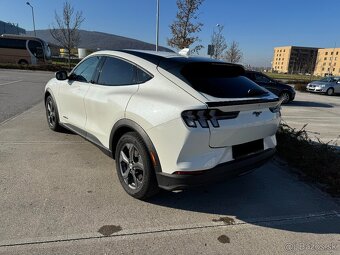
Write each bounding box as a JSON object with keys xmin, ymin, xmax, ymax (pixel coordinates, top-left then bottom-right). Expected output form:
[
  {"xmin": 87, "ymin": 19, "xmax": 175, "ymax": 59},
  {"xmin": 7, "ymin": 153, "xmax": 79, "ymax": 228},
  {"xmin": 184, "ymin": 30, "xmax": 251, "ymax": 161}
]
[{"xmin": 181, "ymin": 109, "xmax": 239, "ymax": 128}]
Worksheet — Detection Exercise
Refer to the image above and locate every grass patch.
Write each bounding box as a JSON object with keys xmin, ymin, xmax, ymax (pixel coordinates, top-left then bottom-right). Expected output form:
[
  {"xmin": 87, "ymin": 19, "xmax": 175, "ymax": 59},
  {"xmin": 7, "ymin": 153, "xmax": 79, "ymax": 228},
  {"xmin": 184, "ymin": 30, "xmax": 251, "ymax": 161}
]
[
  {"xmin": 0, "ymin": 57, "xmax": 79, "ymax": 72},
  {"xmin": 276, "ymin": 123, "xmax": 340, "ymax": 196},
  {"xmin": 266, "ymin": 72, "xmax": 320, "ymax": 82},
  {"xmin": 0, "ymin": 63, "xmax": 71, "ymax": 72}
]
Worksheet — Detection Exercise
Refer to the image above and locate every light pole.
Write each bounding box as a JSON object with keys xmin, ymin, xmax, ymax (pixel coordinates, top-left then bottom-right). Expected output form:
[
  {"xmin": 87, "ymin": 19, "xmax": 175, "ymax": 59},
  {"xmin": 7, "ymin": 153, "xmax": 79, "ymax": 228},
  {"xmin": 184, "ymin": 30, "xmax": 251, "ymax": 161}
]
[
  {"xmin": 213, "ymin": 24, "xmax": 220, "ymax": 58},
  {"xmin": 156, "ymin": 0, "xmax": 160, "ymax": 51},
  {"xmin": 26, "ymin": 2, "xmax": 36, "ymax": 37}
]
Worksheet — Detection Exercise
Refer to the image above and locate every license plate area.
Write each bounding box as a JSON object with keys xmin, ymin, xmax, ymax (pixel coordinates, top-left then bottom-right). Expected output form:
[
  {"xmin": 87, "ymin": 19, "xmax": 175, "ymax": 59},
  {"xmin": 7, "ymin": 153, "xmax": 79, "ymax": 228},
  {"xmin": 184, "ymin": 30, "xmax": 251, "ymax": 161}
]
[{"xmin": 232, "ymin": 139, "xmax": 264, "ymax": 159}]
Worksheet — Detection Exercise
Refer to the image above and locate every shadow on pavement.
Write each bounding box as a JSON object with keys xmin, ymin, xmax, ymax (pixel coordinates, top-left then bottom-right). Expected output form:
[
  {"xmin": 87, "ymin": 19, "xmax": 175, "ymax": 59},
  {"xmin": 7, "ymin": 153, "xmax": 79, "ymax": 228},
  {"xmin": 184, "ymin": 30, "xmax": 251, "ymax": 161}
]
[
  {"xmin": 285, "ymin": 101, "xmax": 333, "ymax": 108},
  {"xmin": 147, "ymin": 162, "xmax": 340, "ymax": 234}
]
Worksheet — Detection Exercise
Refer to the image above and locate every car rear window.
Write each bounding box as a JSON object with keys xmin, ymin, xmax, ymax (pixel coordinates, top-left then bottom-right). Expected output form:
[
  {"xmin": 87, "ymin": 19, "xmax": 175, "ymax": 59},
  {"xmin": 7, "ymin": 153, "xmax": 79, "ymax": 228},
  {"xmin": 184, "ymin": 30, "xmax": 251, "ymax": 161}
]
[{"xmin": 164, "ymin": 61, "xmax": 268, "ymax": 98}]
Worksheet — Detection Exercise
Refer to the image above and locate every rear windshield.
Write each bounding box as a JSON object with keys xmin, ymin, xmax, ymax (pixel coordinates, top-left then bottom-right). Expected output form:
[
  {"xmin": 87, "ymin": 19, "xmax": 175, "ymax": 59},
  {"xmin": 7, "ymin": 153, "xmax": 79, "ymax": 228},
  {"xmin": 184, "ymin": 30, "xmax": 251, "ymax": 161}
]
[{"xmin": 163, "ymin": 61, "xmax": 268, "ymax": 98}]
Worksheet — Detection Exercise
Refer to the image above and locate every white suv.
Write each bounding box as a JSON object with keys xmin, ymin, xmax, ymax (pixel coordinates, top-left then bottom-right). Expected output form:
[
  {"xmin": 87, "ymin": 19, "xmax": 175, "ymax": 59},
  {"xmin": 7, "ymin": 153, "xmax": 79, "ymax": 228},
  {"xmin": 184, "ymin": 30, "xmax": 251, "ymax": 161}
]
[{"xmin": 44, "ymin": 50, "xmax": 281, "ymax": 199}]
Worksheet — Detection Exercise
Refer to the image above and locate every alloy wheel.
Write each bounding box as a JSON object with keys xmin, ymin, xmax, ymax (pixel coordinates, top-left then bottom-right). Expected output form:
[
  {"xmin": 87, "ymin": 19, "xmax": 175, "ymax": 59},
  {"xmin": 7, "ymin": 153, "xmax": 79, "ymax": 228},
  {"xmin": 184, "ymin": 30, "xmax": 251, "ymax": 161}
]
[
  {"xmin": 327, "ymin": 88, "xmax": 334, "ymax": 96},
  {"xmin": 46, "ymin": 98, "xmax": 56, "ymax": 127},
  {"xmin": 280, "ymin": 92, "xmax": 290, "ymax": 103},
  {"xmin": 119, "ymin": 143, "xmax": 145, "ymax": 190}
]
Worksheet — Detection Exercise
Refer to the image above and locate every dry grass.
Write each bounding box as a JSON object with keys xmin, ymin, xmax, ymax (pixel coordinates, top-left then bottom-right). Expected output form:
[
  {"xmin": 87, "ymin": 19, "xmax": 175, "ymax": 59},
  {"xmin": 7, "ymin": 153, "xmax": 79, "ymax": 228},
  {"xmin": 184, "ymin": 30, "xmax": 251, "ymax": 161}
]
[{"xmin": 276, "ymin": 123, "xmax": 340, "ymax": 196}]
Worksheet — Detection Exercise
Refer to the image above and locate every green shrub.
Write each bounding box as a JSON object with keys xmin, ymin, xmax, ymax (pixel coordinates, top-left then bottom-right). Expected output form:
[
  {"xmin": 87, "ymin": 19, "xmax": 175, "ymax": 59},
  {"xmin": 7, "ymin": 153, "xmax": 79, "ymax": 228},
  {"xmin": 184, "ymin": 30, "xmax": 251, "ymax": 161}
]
[{"xmin": 0, "ymin": 63, "xmax": 70, "ymax": 72}]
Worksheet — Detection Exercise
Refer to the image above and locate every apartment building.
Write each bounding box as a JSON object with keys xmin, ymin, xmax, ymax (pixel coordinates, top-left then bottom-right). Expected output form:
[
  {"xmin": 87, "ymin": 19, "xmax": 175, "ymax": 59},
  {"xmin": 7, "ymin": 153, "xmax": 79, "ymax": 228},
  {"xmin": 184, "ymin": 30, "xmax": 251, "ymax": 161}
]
[
  {"xmin": 272, "ymin": 46, "xmax": 319, "ymax": 74},
  {"xmin": 314, "ymin": 48, "xmax": 340, "ymax": 76}
]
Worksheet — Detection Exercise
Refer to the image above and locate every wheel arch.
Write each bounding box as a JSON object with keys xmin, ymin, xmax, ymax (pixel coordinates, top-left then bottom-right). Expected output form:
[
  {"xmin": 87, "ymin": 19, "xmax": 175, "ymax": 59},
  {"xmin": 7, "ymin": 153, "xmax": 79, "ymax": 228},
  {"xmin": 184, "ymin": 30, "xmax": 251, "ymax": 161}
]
[
  {"xmin": 44, "ymin": 88, "xmax": 56, "ymax": 104},
  {"xmin": 279, "ymin": 90, "xmax": 292, "ymax": 101},
  {"xmin": 326, "ymin": 87, "xmax": 335, "ymax": 95},
  {"xmin": 18, "ymin": 59, "xmax": 28, "ymax": 65},
  {"xmin": 44, "ymin": 88, "xmax": 61, "ymax": 121},
  {"xmin": 110, "ymin": 119, "xmax": 162, "ymax": 173},
  {"xmin": 280, "ymin": 89, "xmax": 292, "ymax": 96}
]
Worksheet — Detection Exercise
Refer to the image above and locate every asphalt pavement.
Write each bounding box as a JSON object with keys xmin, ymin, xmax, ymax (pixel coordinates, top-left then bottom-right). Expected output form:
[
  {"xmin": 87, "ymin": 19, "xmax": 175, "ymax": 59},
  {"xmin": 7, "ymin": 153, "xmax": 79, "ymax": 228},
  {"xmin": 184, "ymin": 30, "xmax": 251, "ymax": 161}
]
[
  {"xmin": 0, "ymin": 69, "xmax": 339, "ymax": 254},
  {"xmin": 0, "ymin": 69, "xmax": 53, "ymax": 123},
  {"xmin": 281, "ymin": 91, "xmax": 340, "ymax": 145}
]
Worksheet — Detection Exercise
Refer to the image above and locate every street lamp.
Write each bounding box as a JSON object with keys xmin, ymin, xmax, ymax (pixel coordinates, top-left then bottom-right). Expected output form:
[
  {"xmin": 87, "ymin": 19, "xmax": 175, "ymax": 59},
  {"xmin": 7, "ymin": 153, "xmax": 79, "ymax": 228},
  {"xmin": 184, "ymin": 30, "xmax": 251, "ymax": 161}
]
[
  {"xmin": 156, "ymin": 0, "xmax": 160, "ymax": 51},
  {"xmin": 213, "ymin": 24, "xmax": 220, "ymax": 57},
  {"xmin": 26, "ymin": 2, "xmax": 36, "ymax": 37}
]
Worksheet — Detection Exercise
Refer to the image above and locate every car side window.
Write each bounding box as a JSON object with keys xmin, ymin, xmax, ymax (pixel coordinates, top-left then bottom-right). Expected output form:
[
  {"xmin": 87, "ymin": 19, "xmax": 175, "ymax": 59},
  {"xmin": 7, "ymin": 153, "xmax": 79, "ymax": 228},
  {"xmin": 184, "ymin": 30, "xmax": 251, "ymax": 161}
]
[
  {"xmin": 71, "ymin": 56, "xmax": 101, "ymax": 83},
  {"xmin": 97, "ymin": 57, "xmax": 137, "ymax": 86},
  {"xmin": 136, "ymin": 67, "xmax": 152, "ymax": 83},
  {"xmin": 28, "ymin": 40, "xmax": 44, "ymax": 59},
  {"xmin": 254, "ymin": 74, "xmax": 271, "ymax": 83}
]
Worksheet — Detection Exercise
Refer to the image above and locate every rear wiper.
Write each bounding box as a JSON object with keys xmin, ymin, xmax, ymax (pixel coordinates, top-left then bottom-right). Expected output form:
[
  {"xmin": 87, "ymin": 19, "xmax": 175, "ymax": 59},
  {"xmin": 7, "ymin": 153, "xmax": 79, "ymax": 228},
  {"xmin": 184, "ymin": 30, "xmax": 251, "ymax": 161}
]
[{"xmin": 247, "ymin": 89, "xmax": 269, "ymax": 97}]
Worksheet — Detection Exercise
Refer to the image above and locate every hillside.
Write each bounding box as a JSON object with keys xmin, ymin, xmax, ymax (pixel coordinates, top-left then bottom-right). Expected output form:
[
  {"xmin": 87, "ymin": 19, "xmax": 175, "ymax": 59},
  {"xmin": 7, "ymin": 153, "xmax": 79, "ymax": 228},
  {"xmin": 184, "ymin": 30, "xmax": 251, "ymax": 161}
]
[{"xmin": 26, "ymin": 29, "xmax": 172, "ymax": 52}]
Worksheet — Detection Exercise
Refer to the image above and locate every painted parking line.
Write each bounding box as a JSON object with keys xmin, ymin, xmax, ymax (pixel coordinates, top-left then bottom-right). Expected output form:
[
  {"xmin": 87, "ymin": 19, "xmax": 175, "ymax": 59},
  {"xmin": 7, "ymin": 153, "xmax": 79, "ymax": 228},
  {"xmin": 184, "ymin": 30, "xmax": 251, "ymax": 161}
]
[
  {"xmin": 284, "ymin": 121, "xmax": 340, "ymax": 127},
  {"xmin": 283, "ymin": 116, "xmax": 340, "ymax": 119},
  {"xmin": 0, "ymin": 80, "xmax": 23, "ymax": 86}
]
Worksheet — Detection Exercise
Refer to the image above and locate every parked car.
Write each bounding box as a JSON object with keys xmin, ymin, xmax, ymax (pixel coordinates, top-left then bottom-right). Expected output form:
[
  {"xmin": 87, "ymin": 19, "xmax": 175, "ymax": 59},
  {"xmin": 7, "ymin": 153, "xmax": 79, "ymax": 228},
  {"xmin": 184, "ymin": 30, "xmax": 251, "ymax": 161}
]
[
  {"xmin": 306, "ymin": 77, "xmax": 340, "ymax": 95},
  {"xmin": 44, "ymin": 50, "xmax": 281, "ymax": 199},
  {"xmin": 244, "ymin": 71, "xmax": 296, "ymax": 103}
]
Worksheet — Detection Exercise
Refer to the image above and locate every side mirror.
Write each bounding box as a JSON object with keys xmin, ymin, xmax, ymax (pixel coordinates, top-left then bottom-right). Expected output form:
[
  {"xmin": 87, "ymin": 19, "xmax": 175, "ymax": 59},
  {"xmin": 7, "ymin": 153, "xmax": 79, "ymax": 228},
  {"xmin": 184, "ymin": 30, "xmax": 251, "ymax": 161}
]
[{"xmin": 55, "ymin": 70, "xmax": 68, "ymax": 81}]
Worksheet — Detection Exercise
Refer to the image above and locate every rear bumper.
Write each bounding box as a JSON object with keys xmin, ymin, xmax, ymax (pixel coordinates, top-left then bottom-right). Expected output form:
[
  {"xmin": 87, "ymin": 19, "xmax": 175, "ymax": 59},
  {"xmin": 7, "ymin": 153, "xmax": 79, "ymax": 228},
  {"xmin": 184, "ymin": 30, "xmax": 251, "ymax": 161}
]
[{"xmin": 156, "ymin": 148, "xmax": 276, "ymax": 191}]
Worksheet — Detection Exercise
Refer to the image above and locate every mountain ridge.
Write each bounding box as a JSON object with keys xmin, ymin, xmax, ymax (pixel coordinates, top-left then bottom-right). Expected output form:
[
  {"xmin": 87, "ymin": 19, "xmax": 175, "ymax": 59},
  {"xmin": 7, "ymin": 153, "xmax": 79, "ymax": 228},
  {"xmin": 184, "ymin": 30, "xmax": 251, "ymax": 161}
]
[{"xmin": 26, "ymin": 29, "xmax": 173, "ymax": 52}]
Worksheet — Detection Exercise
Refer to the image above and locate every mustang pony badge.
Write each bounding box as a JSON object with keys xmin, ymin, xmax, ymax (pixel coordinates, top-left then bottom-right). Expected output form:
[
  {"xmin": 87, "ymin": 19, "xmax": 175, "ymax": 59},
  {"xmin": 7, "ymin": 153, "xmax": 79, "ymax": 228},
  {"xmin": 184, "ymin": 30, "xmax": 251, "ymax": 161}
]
[{"xmin": 252, "ymin": 111, "xmax": 262, "ymax": 117}]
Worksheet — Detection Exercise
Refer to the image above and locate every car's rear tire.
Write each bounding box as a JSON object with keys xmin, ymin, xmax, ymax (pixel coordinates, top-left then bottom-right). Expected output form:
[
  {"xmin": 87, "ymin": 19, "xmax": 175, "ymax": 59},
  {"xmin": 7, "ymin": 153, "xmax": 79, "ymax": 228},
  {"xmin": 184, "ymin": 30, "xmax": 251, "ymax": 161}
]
[
  {"xmin": 326, "ymin": 88, "xmax": 334, "ymax": 96},
  {"xmin": 279, "ymin": 91, "xmax": 291, "ymax": 104},
  {"xmin": 115, "ymin": 132, "xmax": 159, "ymax": 200},
  {"xmin": 45, "ymin": 95, "xmax": 61, "ymax": 131},
  {"xmin": 18, "ymin": 59, "xmax": 28, "ymax": 66}
]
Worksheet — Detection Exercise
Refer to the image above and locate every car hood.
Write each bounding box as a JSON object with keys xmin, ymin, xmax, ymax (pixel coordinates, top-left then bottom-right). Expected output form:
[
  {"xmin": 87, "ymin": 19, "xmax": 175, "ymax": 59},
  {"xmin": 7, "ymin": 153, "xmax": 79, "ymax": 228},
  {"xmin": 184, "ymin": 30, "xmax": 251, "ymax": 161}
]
[
  {"xmin": 277, "ymin": 82, "xmax": 295, "ymax": 92},
  {"xmin": 310, "ymin": 81, "xmax": 327, "ymax": 86}
]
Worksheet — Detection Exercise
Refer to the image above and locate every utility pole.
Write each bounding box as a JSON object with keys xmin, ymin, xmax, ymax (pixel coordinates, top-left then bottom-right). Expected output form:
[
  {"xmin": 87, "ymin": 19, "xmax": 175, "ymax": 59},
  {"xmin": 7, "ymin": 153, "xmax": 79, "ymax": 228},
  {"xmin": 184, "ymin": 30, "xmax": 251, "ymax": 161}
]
[
  {"xmin": 26, "ymin": 2, "xmax": 36, "ymax": 37},
  {"xmin": 156, "ymin": 0, "xmax": 160, "ymax": 51}
]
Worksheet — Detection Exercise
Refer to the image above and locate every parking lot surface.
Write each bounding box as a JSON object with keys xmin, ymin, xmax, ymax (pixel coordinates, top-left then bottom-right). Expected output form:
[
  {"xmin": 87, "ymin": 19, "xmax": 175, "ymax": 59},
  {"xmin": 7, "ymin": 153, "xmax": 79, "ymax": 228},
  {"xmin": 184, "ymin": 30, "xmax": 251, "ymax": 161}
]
[
  {"xmin": 0, "ymin": 69, "xmax": 53, "ymax": 123},
  {"xmin": 281, "ymin": 91, "xmax": 340, "ymax": 145},
  {"xmin": 0, "ymin": 70, "xmax": 339, "ymax": 254}
]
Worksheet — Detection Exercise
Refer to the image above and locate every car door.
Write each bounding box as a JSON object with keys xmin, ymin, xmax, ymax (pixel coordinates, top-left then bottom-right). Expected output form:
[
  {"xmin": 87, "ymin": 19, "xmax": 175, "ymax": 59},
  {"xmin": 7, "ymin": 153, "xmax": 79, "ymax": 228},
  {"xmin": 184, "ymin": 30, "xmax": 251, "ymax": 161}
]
[
  {"xmin": 84, "ymin": 56, "xmax": 150, "ymax": 148},
  {"xmin": 331, "ymin": 78, "xmax": 340, "ymax": 93},
  {"xmin": 58, "ymin": 56, "xmax": 101, "ymax": 131},
  {"xmin": 253, "ymin": 73, "xmax": 281, "ymax": 96}
]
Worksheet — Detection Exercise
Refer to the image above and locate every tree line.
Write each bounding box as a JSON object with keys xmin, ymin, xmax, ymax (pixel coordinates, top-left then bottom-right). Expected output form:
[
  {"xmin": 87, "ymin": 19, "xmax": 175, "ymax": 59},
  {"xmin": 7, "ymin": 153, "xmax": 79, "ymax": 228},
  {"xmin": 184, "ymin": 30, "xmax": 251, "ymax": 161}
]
[
  {"xmin": 167, "ymin": 0, "xmax": 242, "ymax": 63},
  {"xmin": 49, "ymin": 0, "xmax": 243, "ymax": 69}
]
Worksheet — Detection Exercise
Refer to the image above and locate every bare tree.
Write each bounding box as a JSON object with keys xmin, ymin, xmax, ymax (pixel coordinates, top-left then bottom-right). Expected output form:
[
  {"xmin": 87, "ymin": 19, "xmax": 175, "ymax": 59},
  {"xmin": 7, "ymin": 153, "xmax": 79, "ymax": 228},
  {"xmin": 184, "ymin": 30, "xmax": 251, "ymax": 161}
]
[
  {"xmin": 50, "ymin": 1, "xmax": 84, "ymax": 69},
  {"xmin": 225, "ymin": 41, "xmax": 242, "ymax": 63},
  {"xmin": 167, "ymin": 0, "xmax": 204, "ymax": 53},
  {"xmin": 210, "ymin": 25, "xmax": 227, "ymax": 59}
]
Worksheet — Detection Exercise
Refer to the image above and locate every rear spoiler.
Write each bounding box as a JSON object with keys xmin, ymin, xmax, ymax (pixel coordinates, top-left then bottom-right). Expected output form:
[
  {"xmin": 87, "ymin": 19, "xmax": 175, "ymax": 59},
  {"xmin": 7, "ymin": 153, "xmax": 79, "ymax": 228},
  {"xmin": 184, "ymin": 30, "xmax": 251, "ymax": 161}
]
[
  {"xmin": 206, "ymin": 98, "xmax": 279, "ymax": 107},
  {"xmin": 206, "ymin": 98, "xmax": 282, "ymax": 112}
]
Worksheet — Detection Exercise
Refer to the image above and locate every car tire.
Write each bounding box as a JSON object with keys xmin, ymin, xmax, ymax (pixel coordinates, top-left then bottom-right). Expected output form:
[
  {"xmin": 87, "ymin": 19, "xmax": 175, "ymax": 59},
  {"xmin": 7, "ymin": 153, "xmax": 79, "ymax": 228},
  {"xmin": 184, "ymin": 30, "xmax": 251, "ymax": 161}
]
[
  {"xmin": 45, "ymin": 95, "xmax": 61, "ymax": 131},
  {"xmin": 326, "ymin": 88, "xmax": 334, "ymax": 96},
  {"xmin": 279, "ymin": 91, "xmax": 291, "ymax": 104},
  {"xmin": 18, "ymin": 60, "xmax": 28, "ymax": 66},
  {"xmin": 115, "ymin": 132, "xmax": 159, "ymax": 200}
]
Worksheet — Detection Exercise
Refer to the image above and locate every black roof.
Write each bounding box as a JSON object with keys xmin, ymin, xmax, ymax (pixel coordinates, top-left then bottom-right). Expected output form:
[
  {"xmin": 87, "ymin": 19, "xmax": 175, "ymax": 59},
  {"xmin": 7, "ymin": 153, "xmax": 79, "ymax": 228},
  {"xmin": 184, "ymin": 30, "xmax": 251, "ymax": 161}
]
[{"xmin": 117, "ymin": 49, "xmax": 242, "ymax": 69}]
